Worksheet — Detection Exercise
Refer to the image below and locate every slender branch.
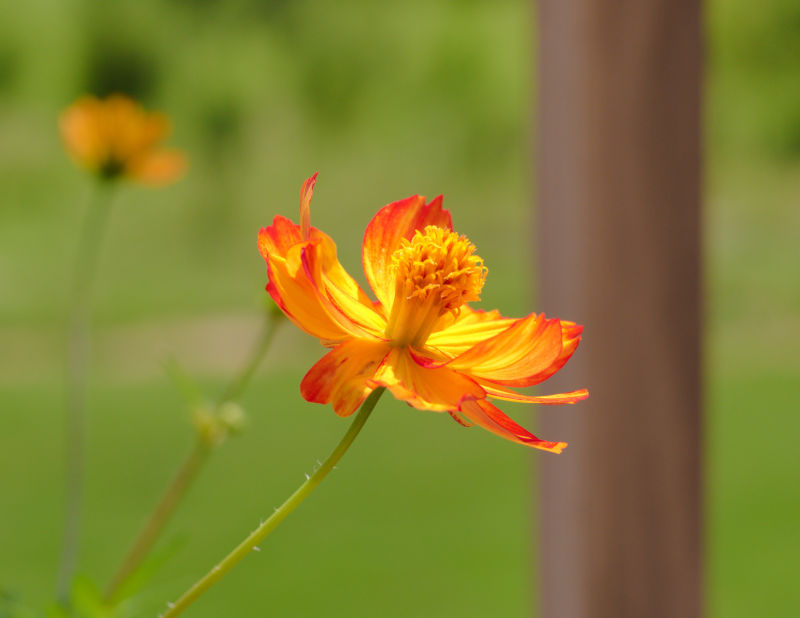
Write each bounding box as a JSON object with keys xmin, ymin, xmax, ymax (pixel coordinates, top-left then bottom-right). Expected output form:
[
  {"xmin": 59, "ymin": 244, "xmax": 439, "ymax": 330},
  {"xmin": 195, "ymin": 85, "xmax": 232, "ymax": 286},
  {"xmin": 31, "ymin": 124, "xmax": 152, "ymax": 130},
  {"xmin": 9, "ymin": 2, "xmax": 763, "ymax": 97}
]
[
  {"xmin": 103, "ymin": 310, "xmax": 280, "ymax": 603},
  {"xmin": 57, "ymin": 184, "xmax": 115, "ymax": 602},
  {"xmin": 160, "ymin": 387, "xmax": 386, "ymax": 618}
]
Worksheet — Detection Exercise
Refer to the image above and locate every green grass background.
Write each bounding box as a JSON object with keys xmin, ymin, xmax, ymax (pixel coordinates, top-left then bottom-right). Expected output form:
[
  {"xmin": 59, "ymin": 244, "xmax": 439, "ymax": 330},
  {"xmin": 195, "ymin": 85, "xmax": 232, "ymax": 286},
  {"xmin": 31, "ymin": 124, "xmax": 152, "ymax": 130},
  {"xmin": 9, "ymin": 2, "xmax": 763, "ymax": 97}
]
[{"xmin": 1, "ymin": 0, "xmax": 798, "ymax": 616}]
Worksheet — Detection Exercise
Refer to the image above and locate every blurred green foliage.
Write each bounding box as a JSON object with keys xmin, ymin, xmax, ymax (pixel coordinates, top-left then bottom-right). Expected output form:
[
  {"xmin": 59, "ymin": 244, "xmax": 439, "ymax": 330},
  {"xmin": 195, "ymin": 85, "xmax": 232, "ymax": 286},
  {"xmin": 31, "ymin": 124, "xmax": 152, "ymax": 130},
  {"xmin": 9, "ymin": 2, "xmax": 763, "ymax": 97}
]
[
  {"xmin": 711, "ymin": 0, "xmax": 800, "ymax": 159},
  {"xmin": 0, "ymin": 0, "xmax": 798, "ymax": 616}
]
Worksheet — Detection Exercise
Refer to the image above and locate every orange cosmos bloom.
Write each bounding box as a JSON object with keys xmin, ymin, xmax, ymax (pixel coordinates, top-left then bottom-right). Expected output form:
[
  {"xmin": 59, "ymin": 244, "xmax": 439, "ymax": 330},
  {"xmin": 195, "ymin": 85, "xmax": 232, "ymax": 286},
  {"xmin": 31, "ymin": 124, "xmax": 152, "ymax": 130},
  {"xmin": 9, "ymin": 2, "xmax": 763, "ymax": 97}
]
[
  {"xmin": 258, "ymin": 174, "xmax": 587, "ymax": 453},
  {"xmin": 60, "ymin": 94, "xmax": 186, "ymax": 185}
]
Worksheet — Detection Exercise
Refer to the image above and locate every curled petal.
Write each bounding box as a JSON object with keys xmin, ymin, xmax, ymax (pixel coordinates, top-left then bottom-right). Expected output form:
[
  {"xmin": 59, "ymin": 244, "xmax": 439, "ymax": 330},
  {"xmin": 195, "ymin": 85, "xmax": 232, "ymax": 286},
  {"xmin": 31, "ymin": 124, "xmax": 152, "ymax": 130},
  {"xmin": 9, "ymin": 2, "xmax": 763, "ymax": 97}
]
[
  {"xmin": 260, "ymin": 219, "xmax": 386, "ymax": 342},
  {"xmin": 299, "ymin": 172, "xmax": 317, "ymax": 240},
  {"xmin": 301, "ymin": 339, "xmax": 391, "ymax": 416},
  {"xmin": 300, "ymin": 241, "xmax": 383, "ymax": 338},
  {"xmin": 259, "ymin": 216, "xmax": 304, "ymax": 259},
  {"xmin": 526, "ymin": 321, "xmax": 584, "ymax": 386},
  {"xmin": 458, "ymin": 398, "xmax": 567, "ymax": 453},
  {"xmin": 258, "ymin": 216, "xmax": 342, "ymax": 259},
  {"xmin": 265, "ymin": 242, "xmax": 357, "ymax": 343},
  {"xmin": 362, "ymin": 195, "xmax": 452, "ymax": 309},
  {"xmin": 371, "ymin": 348, "xmax": 484, "ymax": 412},
  {"xmin": 312, "ymin": 231, "xmax": 388, "ymax": 333},
  {"xmin": 259, "ymin": 179, "xmax": 388, "ymax": 335}
]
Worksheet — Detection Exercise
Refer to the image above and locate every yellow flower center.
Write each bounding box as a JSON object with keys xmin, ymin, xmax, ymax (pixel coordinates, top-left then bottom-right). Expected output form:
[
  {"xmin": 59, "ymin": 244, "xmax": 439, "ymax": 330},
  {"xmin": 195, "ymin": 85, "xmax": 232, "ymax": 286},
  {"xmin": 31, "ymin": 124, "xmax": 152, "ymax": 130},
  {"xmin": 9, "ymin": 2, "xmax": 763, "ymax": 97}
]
[{"xmin": 385, "ymin": 225, "xmax": 487, "ymax": 347}]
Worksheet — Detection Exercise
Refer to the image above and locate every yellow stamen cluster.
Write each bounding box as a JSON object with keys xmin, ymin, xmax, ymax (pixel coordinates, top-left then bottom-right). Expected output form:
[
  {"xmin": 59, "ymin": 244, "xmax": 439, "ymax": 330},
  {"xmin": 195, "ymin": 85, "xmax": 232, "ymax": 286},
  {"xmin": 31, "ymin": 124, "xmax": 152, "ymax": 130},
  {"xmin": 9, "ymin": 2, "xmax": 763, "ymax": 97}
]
[
  {"xmin": 385, "ymin": 225, "xmax": 486, "ymax": 347},
  {"xmin": 392, "ymin": 226, "xmax": 486, "ymax": 312}
]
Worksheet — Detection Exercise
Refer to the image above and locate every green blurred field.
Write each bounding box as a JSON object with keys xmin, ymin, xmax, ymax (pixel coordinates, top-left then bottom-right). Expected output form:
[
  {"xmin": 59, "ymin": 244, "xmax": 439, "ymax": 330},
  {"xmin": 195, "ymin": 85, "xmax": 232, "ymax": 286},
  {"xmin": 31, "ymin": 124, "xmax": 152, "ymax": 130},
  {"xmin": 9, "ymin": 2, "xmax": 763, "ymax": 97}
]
[{"xmin": 1, "ymin": 0, "xmax": 799, "ymax": 616}]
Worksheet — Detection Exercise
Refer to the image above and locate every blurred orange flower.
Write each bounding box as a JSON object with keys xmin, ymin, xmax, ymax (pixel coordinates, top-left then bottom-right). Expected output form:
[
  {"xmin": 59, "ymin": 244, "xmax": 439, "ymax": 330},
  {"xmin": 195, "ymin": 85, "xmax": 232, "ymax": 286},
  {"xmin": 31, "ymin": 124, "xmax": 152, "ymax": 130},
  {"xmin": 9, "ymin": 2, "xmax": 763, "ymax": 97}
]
[
  {"xmin": 258, "ymin": 174, "xmax": 587, "ymax": 452},
  {"xmin": 60, "ymin": 94, "xmax": 186, "ymax": 185}
]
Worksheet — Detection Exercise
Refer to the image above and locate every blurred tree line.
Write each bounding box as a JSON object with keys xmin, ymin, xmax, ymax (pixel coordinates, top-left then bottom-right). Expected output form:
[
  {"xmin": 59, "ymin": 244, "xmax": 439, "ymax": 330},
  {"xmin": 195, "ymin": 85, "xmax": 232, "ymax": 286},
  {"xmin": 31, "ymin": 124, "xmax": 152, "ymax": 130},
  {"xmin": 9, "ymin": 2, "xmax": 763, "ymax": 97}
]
[
  {"xmin": 711, "ymin": 0, "xmax": 800, "ymax": 160},
  {"xmin": 1, "ymin": 0, "xmax": 798, "ymax": 327},
  {"xmin": 2, "ymin": 0, "xmax": 799, "ymax": 184}
]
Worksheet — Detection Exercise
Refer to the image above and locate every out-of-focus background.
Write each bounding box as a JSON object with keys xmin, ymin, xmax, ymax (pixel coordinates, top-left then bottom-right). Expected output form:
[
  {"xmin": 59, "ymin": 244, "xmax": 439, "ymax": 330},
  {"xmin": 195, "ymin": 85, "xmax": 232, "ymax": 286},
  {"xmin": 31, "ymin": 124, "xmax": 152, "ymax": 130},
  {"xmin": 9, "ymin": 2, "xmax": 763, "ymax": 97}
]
[{"xmin": 0, "ymin": 1, "xmax": 797, "ymax": 616}]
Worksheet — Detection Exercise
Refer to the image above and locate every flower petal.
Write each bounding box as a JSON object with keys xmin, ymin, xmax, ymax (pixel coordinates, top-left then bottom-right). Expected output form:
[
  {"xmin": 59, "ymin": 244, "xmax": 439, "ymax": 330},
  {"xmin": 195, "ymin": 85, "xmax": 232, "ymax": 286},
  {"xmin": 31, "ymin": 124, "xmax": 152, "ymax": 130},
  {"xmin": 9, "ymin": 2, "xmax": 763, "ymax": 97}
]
[
  {"xmin": 123, "ymin": 107, "xmax": 170, "ymax": 154},
  {"xmin": 265, "ymin": 242, "xmax": 357, "ymax": 343},
  {"xmin": 301, "ymin": 339, "xmax": 391, "ymax": 416},
  {"xmin": 129, "ymin": 150, "xmax": 187, "ymax": 185},
  {"xmin": 260, "ymin": 219, "xmax": 387, "ymax": 340},
  {"xmin": 60, "ymin": 97, "xmax": 106, "ymax": 167},
  {"xmin": 299, "ymin": 173, "xmax": 317, "ymax": 239},
  {"xmin": 448, "ymin": 411, "xmax": 474, "ymax": 427},
  {"xmin": 362, "ymin": 195, "xmax": 452, "ymax": 309},
  {"xmin": 103, "ymin": 96, "xmax": 170, "ymax": 163},
  {"xmin": 371, "ymin": 348, "xmax": 484, "ymax": 412},
  {"xmin": 60, "ymin": 94, "xmax": 184, "ymax": 185},
  {"xmin": 425, "ymin": 306, "xmax": 518, "ymax": 357},
  {"xmin": 258, "ymin": 216, "xmax": 304, "ymax": 258},
  {"xmin": 520, "ymin": 320, "xmax": 584, "ymax": 387},
  {"xmin": 312, "ymin": 232, "xmax": 388, "ymax": 334},
  {"xmin": 481, "ymin": 383, "xmax": 589, "ymax": 405},
  {"xmin": 458, "ymin": 397, "xmax": 567, "ymax": 453},
  {"xmin": 423, "ymin": 313, "xmax": 571, "ymax": 388},
  {"xmin": 445, "ymin": 313, "xmax": 562, "ymax": 386}
]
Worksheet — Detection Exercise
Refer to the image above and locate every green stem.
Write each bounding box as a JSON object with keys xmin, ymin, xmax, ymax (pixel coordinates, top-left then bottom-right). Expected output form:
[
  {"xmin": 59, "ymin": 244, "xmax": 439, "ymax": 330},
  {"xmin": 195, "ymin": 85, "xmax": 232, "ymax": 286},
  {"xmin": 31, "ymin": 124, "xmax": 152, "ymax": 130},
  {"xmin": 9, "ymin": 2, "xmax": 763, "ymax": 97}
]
[
  {"xmin": 160, "ymin": 387, "xmax": 386, "ymax": 618},
  {"xmin": 104, "ymin": 310, "xmax": 280, "ymax": 603},
  {"xmin": 57, "ymin": 184, "xmax": 115, "ymax": 602}
]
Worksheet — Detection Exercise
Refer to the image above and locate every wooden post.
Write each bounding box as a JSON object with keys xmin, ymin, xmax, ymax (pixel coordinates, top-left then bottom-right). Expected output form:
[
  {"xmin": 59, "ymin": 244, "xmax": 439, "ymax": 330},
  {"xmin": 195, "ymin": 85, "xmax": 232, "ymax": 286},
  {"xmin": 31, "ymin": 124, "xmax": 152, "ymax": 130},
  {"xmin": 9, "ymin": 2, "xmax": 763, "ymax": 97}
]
[{"xmin": 536, "ymin": 2, "xmax": 703, "ymax": 618}]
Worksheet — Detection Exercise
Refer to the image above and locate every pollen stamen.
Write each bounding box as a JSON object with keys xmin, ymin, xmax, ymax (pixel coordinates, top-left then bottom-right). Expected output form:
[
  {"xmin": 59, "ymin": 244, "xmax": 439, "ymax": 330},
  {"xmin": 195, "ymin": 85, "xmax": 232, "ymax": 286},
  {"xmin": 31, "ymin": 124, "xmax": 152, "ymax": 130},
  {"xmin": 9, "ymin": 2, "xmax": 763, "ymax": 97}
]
[{"xmin": 385, "ymin": 225, "xmax": 486, "ymax": 347}]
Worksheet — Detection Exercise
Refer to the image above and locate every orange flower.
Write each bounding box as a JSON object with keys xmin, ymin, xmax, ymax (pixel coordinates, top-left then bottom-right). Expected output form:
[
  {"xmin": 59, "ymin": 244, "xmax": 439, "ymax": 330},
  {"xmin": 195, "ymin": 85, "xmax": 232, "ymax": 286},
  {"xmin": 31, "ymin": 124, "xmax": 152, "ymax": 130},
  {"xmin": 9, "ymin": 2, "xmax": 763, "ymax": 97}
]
[
  {"xmin": 60, "ymin": 94, "xmax": 186, "ymax": 185},
  {"xmin": 258, "ymin": 175, "xmax": 587, "ymax": 452}
]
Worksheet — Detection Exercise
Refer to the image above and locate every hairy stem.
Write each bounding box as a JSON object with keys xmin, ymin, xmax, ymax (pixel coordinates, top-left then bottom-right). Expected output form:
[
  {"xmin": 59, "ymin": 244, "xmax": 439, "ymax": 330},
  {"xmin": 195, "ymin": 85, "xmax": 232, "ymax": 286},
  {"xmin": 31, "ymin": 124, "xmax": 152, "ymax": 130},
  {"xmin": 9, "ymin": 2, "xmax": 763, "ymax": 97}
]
[{"xmin": 160, "ymin": 387, "xmax": 386, "ymax": 618}]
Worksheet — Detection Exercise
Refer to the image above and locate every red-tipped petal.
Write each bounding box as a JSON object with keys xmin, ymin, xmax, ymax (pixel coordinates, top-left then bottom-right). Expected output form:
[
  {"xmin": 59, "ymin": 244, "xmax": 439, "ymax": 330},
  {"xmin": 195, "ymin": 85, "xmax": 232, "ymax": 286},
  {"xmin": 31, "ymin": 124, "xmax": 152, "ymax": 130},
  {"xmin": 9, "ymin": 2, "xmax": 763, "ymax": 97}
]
[
  {"xmin": 425, "ymin": 312, "xmax": 568, "ymax": 388},
  {"xmin": 362, "ymin": 195, "xmax": 452, "ymax": 309},
  {"xmin": 481, "ymin": 384, "xmax": 589, "ymax": 405},
  {"xmin": 259, "ymin": 215, "xmax": 386, "ymax": 342},
  {"xmin": 299, "ymin": 172, "xmax": 318, "ymax": 240},
  {"xmin": 458, "ymin": 398, "xmax": 567, "ymax": 453},
  {"xmin": 301, "ymin": 339, "xmax": 391, "ymax": 416},
  {"xmin": 264, "ymin": 243, "xmax": 353, "ymax": 343},
  {"xmin": 258, "ymin": 216, "xmax": 303, "ymax": 260},
  {"xmin": 448, "ymin": 411, "xmax": 474, "ymax": 427},
  {"xmin": 370, "ymin": 348, "xmax": 484, "ymax": 413},
  {"xmin": 521, "ymin": 320, "xmax": 584, "ymax": 386},
  {"xmin": 453, "ymin": 313, "xmax": 562, "ymax": 386}
]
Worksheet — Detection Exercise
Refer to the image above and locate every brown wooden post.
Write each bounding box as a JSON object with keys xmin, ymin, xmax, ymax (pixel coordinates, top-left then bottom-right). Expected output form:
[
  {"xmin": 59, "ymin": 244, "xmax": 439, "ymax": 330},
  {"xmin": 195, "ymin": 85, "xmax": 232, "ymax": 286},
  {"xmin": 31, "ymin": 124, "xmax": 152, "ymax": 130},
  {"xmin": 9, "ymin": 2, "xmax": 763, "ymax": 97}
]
[{"xmin": 536, "ymin": 2, "xmax": 703, "ymax": 618}]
